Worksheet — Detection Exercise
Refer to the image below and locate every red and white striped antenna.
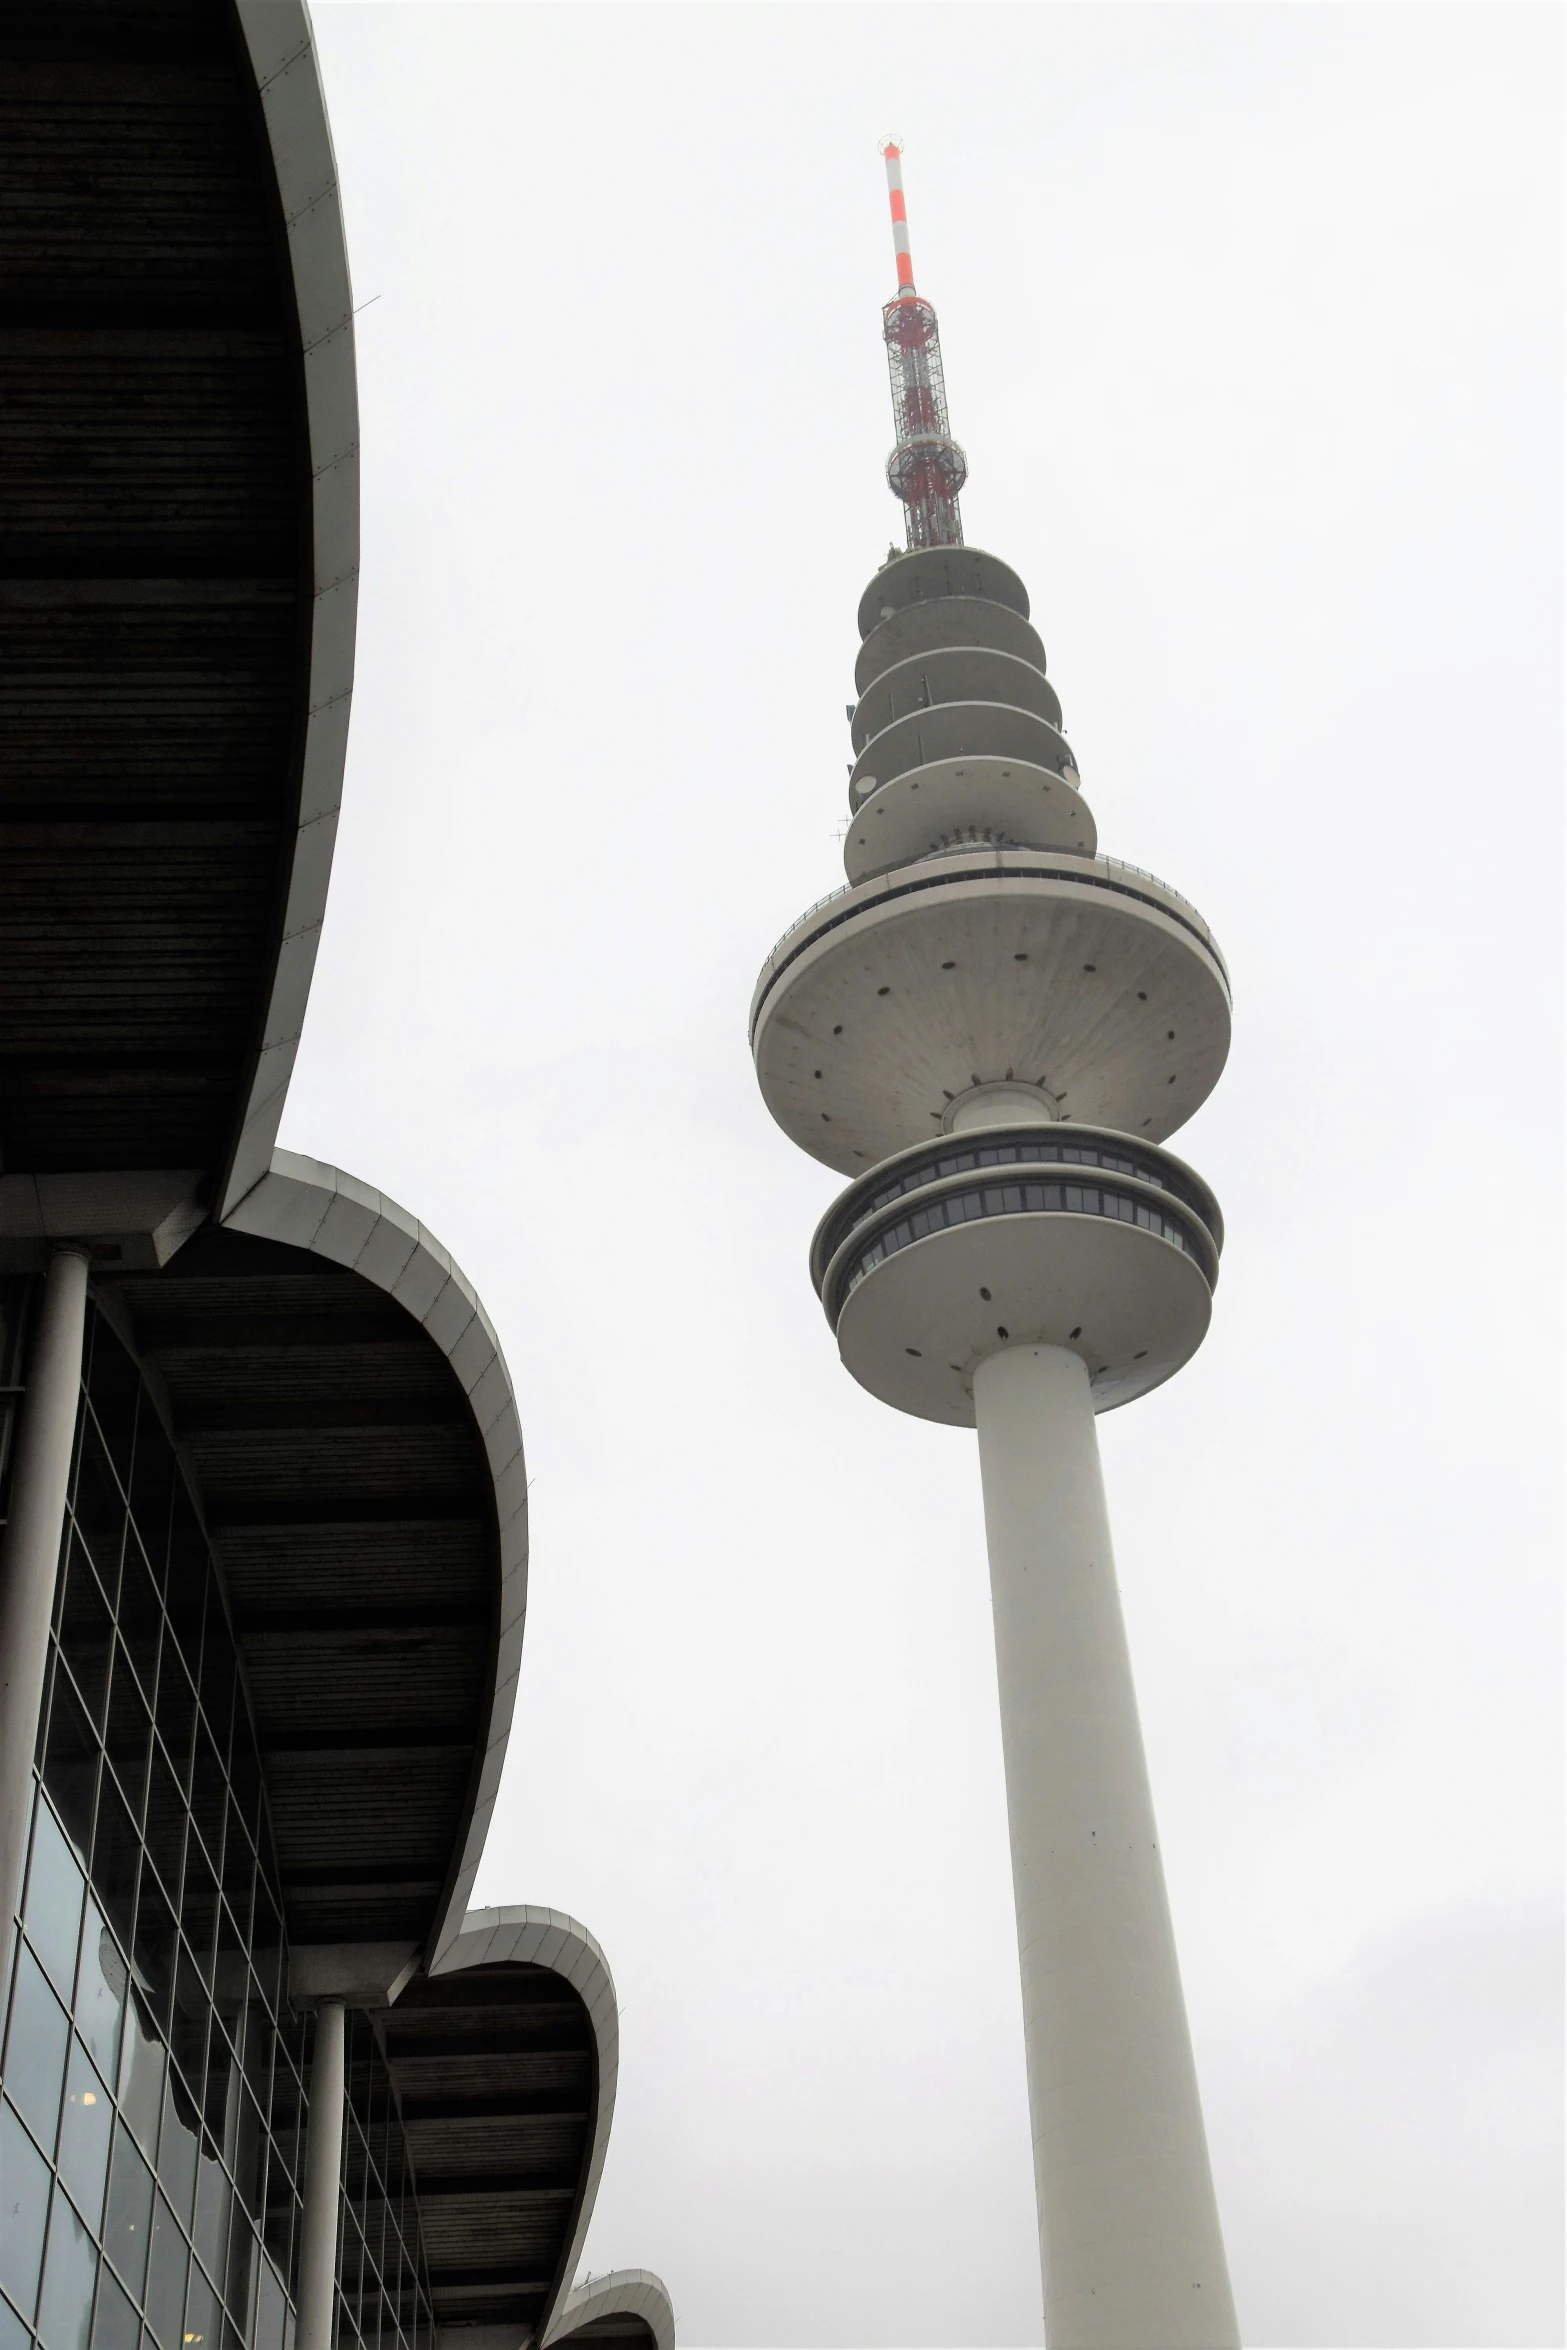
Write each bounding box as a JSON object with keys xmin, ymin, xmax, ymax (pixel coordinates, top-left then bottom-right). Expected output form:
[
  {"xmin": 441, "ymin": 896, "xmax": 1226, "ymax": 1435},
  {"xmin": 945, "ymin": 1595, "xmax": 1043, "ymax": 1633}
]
[
  {"xmin": 881, "ymin": 138, "xmax": 915, "ymax": 293},
  {"xmin": 876, "ymin": 140, "xmax": 966, "ymax": 550}
]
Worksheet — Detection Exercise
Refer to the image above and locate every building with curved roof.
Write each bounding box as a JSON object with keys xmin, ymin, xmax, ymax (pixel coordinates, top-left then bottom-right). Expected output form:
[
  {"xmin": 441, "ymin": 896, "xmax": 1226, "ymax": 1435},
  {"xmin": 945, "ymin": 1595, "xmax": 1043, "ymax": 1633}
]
[{"xmin": 0, "ymin": 13, "xmax": 672, "ymax": 2350}]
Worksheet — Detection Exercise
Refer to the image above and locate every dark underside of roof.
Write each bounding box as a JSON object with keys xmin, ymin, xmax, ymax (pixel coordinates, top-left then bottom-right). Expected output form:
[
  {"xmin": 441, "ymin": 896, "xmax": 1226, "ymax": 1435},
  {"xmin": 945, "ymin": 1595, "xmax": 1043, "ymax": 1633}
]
[
  {"xmin": 0, "ymin": 0, "xmax": 309, "ymax": 1177},
  {"xmin": 383, "ymin": 1967, "xmax": 596, "ymax": 2335},
  {"xmin": 104, "ymin": 1227, "xmax": 499, "ymax": 1951}
]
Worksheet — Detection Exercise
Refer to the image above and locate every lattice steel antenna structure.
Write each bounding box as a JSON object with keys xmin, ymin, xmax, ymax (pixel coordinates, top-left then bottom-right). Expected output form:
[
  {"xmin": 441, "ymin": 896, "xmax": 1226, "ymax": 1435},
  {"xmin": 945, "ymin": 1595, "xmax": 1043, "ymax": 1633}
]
[
  {"xmin": 881, "ymin": 142, "xmax": 966, "ymax": 549},
  {"xmin": 750, "ymin": 145, "xmax": 1242, "ymax": 2350}
]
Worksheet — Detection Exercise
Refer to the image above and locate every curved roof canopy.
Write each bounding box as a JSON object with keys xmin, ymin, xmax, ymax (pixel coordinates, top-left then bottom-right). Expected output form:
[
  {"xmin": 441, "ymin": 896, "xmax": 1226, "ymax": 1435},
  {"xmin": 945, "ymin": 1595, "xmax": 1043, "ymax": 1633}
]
[
  {"xmin": 546, "ymin": 2272, "xmax": 676, "ymax": 2350},
  {"xmin": 384, "ymin": 1912, "xmax": 675, "ymax": 2350},
  {"xmin": 0, "ymin": 0, "xmax": 356, "ymax": 1212},
  {"xmin": 3, "ymin": 7, "xmax": 671, "ymax": 2334},
  {"xmin": 100, "ymin": 1151, "xmax": 527, "ymax": 1963},
  {"xmin": 388, "ymin": 1911, "xmax": 617, "ymax": 2344}
]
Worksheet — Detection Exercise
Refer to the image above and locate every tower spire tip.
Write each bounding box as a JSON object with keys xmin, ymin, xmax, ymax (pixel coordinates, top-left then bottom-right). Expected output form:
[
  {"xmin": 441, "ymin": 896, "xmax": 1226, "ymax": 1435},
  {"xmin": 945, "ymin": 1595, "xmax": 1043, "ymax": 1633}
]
[{"xmin": 877, "ymin": 141, "xmax": 966, "ymax": 549}]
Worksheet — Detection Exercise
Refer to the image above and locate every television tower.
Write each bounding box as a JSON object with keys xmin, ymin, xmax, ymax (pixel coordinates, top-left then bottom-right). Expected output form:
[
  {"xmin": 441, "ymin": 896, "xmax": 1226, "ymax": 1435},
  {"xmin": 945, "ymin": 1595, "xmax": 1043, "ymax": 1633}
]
[{"xmin": 749, "ymin": 145, "xmax": 1241, "ymax": 2350}]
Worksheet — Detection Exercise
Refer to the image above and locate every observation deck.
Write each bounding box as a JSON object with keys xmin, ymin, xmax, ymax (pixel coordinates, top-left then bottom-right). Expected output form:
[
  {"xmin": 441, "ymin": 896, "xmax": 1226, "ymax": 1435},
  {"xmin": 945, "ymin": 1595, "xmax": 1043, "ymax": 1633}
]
[
  {"xmin": 810, "ymin": 1124, "xmax": 1223, "ymax": 1426},
  {"xmin": 750, "ymin": 848, "xmax": 1231, "ymax": 1172}
]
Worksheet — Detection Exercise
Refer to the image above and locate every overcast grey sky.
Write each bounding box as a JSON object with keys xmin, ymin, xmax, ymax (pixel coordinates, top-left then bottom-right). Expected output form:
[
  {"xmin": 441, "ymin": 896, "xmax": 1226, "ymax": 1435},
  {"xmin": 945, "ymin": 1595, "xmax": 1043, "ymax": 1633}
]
[{"xmin": 289, "ymin": 7, "xmax": 1562, "ymax": 2343}]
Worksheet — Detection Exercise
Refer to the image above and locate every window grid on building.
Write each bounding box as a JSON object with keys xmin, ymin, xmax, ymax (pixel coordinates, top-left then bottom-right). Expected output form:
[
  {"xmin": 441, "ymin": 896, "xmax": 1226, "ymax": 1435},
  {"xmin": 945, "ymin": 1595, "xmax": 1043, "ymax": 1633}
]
[
  {"xmin": 335, "ymin": 2016, "xmax": 433, "ymax": 2350},
  {"xmin": 1, "ymin": 1301, "xmax": 304, "ymax": 2350}
]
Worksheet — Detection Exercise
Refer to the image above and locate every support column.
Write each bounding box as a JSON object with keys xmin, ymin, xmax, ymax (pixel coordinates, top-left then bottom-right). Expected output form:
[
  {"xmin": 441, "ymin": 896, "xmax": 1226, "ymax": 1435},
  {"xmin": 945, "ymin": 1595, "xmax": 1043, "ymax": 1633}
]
[
  {"xmin": 296, "ymin": 1999, "xmax": 347, "ymax": 2350},
  {"xmin": 0, "ymin": 1248, "xmax": 89, "ymax": 1998},
  {"xmin": 972, "ymin": 1341, "xmax": 1238, "ymax": 2350}
]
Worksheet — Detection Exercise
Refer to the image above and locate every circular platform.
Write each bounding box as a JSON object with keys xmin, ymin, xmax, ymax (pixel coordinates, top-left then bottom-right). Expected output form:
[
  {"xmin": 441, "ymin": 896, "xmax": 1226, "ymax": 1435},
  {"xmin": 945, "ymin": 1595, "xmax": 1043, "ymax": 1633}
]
[
  {"xmin": 843, "ymin": 754, "xmax": 1094, "ymax": 882},
  {"xmin": 857, "ymin": 545, "xmax": 1030, "ymax": 640},
  {"xmin": 811, "ymin": 1125, "xmax": 1221, "ymax": 1426},
  {"xmin": 751, "ymin": 850, "xmax": 1231, "ymax": 1173},
  {"xmin": 849, "ymin": 699, "xmax": 1076, "ymax": 805},
  {"xmin": 855, "ymin": 597, "xmax": 1048, "ymax": 697},
  {"xmin": 851, "ymin": 644, "xmax": 1062, "ymax": 756}
]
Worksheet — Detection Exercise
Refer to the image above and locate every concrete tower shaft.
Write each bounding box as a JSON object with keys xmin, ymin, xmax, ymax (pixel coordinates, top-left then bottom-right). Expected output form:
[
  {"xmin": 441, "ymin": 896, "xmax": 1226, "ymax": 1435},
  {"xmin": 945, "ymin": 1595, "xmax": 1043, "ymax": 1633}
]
[{"xmin": 975, "ymin": 1344, "xmax": 1239, "ymax": 2348}]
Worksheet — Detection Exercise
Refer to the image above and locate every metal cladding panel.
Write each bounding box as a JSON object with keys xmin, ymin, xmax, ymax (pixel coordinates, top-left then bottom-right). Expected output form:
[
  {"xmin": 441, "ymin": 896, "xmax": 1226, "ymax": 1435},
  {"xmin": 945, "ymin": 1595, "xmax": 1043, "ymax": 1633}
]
[
  {"xmin": 215, "ymin": 1518, "xmax": 490, "ymax": 1611},
  {"xmin": 184, "ymin": 1422, "xmax": 483, "ymax": 1507},
  {"xmin": 553, "ymin": 2322, "xmax": 659, "ymax": 2349},
  {"xmin": 241, "ymin": 1623, "xmax": 485, "ymax": 1730},
  {"xmin": 261, "ymin": 1747, "xmax": 474, "ymax": 1834},
  {"xmin": 545, "ymin": 2272, "xmax": 676, "ymax": 2350},
  {"xmin": 411, "ymin": 2115, "xmax": 587, "ymax": 2171}
]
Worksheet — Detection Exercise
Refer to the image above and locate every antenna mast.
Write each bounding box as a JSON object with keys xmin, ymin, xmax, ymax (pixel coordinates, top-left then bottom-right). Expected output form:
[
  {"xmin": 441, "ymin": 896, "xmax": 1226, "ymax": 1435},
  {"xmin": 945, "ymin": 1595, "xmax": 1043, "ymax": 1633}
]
[{"xmin": 880, "ymin": 141, "xmax": 966, "ymax": 549}]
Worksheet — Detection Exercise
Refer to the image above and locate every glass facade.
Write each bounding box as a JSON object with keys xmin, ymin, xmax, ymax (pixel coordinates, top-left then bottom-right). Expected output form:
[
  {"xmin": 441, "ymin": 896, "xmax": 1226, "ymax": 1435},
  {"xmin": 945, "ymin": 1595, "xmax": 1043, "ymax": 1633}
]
[
  {"xmin": 855, "ymin": 1131, "xmax": 1219, "ymax": 1229},
  {"xmin": 0, "ymin": 1295, "xmax": 432, "ymax": 2350},
  {"xmin": 336, "ymin": 2017, "xmax": 432, "ymax": 2350},
  {"xmin": 836, "ymin": 1174, "xmax": 1214, "ymax": 1316}
]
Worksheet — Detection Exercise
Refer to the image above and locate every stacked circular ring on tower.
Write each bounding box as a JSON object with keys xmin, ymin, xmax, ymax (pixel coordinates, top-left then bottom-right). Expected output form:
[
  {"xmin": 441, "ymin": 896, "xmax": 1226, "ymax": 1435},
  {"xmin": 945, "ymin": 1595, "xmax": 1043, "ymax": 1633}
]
[
  {"xmin": 751, "ymin": 545, "xmax": 1232, "ymax": 1426},
  {"xmin": 843, "ymin": 545, "xmax": 1094, "ymax": 879}
]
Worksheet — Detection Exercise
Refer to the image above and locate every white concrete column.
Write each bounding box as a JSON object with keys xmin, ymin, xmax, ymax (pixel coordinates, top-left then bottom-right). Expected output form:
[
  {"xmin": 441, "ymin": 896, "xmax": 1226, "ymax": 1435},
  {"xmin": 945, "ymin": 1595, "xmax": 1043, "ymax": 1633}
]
[
  {"xmin": 0, "ymin": 1248, "xmax": 89, "ymax": 1997},
  {"xmin": 972, "ymin": 1341, "xmax": 1238, "ymax": 2350},
  {"xmin": 296, "ymin": 1999, "xmax": 347, "ymax": 2350}
]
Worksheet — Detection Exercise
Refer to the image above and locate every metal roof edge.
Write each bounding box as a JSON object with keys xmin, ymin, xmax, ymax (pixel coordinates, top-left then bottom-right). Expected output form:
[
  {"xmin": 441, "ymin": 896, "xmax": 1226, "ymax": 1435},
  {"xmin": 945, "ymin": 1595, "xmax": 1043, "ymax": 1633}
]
[
  {"xmin": 543, "ymin": 2269, "xmax": 676, "ymax": 2350},
  {"xmin": 220, "ymin": 2, "xmax": 360, "ymax": 1220}
]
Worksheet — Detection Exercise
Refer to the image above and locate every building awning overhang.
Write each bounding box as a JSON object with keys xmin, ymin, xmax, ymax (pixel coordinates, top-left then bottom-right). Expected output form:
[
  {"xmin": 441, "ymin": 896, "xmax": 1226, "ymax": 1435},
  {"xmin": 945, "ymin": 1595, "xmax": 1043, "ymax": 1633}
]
[
  {"xmin": 3, "ymin": 6, "xmax": 674, "ymax": 2331},
  {"xmin": 101, "ymin": 1151, "xmax": 527, "ymax": 1964},
  {"xmin": 387, "ymin": 1911, "xmax": 626, "ymax": 2349},
  {"xmin": 0, "ymin": 0, "xmax": 356, "ymax": 1208}
]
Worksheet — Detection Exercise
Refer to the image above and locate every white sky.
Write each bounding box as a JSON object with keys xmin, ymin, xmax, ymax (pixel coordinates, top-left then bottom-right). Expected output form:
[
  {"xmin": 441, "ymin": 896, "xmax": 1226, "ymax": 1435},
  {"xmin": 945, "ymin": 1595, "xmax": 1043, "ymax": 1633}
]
[{"xmin": 289, "ymin": 8, "xmax": 1563, "ymax": 2344}]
